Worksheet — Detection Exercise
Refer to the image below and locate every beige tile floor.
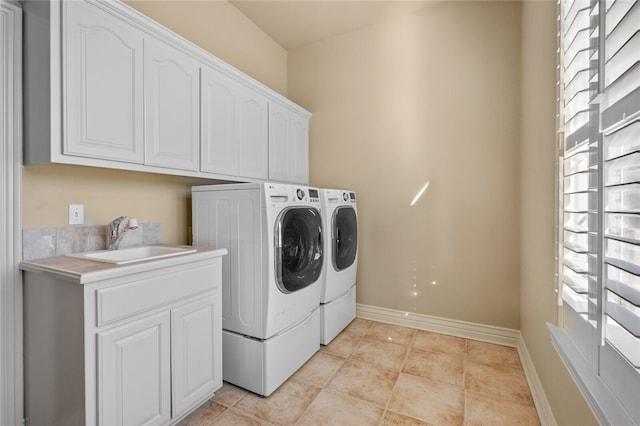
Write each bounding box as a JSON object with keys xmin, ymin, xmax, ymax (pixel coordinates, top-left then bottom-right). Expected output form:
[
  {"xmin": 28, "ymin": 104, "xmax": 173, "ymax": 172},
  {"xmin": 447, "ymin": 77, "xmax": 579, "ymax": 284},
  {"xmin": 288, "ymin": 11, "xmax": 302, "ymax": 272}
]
[{"xmin": 180, "ymin": 319, "xmax": 541, "ymax": 426}]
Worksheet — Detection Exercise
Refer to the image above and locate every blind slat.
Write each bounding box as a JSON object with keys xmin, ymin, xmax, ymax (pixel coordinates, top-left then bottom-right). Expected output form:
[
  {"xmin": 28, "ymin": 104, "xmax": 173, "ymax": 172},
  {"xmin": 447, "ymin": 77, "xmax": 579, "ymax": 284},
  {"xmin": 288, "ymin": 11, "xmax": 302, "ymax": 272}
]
[
  {"xmin": 607, "ymin": 263, "xmax": 640, "ymax": 305},
  {"xmin": 605, "ymin": 0, "xmax": 637, "ymax": 37},
  {"xmin": 604, "ymin": 152, "xmax": 640, "ymax": 185},
  {"xmin": 604, "ymin": 2, "xmax": 639, "ymax": 61},
  {"xmin": 605, "ymin": 316, "xmax": 640, "ymax": 367},
  {"xmin": 604, "ymin": 119, "xmax": 640, "ymax": 160},
  {"xmin": 604, "ymin": 31, "xmax": 640, "ymax": 87},
  {"xmin": 606, "ymin": 291, "xmax": 640, "ymax": 335}
]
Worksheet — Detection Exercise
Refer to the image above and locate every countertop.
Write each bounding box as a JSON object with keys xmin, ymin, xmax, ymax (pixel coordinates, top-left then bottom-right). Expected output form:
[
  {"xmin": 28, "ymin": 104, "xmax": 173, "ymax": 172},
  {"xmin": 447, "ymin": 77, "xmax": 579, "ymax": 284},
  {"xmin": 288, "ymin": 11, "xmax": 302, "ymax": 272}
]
[{"xmin": 20, "ymin": 245, "xmax": 227, "ymax": 285}]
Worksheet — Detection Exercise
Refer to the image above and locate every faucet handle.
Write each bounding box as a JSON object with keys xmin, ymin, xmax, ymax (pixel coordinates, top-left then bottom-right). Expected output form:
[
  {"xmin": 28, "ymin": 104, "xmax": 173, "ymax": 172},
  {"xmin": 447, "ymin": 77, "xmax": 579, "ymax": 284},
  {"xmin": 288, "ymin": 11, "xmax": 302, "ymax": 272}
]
[
  {"xmin": 110, "ymin": 216, "xmax": 126, "ymax": 233},
  {"xmin": 107, "ymin": 216, "xmax": 139, "ymax": 250}
]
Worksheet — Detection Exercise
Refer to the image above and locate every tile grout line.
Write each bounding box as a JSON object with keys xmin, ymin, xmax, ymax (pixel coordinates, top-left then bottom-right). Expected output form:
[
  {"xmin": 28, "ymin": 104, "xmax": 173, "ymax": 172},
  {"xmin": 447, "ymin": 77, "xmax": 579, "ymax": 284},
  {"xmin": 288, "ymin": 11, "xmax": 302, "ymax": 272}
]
[
  {"xmin": 464, "ymin": 341, "xmax": 541, "ymax": 411},
  {"xmin": 293, "ymin": 324, "xmax": 372, "ymax": 425},
  {"xmin": 292, "ymin": 346, "xmax": 349, "ymax": 425},
  {"xmin": 376, "ymin": 327, "xmax": 416, "ymax": 425}
]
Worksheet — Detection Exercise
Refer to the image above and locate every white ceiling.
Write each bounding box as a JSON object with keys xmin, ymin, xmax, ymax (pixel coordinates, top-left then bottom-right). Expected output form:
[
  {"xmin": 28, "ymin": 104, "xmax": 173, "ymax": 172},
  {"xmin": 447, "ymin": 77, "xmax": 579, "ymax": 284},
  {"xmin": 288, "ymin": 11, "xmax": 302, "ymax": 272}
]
[{"xmin": 229, "ymin": 1, "xmax": 433, "ymax": 50}]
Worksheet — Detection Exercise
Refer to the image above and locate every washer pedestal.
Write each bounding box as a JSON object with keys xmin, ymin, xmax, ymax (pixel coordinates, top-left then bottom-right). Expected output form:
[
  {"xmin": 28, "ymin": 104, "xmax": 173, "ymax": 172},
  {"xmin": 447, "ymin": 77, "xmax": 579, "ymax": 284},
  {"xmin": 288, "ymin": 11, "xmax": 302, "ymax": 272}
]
[
  {"xmin": 320, "ymin": 286, "xmax": 356, "ymax": 345},
  {"xmin": 222, "ymin": 308, "xmax": 320, "ymax": 396}
]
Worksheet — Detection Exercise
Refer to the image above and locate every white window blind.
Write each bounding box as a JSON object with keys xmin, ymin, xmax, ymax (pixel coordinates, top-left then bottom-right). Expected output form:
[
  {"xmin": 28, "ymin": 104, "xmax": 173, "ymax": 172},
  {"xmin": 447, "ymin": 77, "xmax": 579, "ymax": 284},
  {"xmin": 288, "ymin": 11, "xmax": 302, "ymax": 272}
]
[{"xmin": 551, "ymin": 0, "xmax": 640, "ymax": 424}]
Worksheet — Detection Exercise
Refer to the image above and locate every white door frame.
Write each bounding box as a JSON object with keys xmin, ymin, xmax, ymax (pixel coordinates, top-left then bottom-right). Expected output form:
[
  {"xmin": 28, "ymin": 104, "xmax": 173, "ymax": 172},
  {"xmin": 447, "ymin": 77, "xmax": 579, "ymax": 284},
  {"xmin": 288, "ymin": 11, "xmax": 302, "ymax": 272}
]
[{"xmin": 0, "ymin": 1, "xmax": 23, "ymax": 424}]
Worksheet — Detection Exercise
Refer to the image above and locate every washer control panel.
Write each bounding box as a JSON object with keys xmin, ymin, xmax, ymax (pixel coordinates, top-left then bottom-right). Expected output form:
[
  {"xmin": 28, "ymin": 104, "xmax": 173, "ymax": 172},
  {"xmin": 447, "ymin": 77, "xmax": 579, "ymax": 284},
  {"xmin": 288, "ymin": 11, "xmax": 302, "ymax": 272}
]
[
  {"xmin": 307, "ymin": 188, "xmax": 319, "ymax": 202},
  {"xmin": 266, "ymin": 183, "xmax": 321, "ymax": 205},
  {"xmin": 294, "ymin": 187, "xmax": 320, "ymax": 203}
]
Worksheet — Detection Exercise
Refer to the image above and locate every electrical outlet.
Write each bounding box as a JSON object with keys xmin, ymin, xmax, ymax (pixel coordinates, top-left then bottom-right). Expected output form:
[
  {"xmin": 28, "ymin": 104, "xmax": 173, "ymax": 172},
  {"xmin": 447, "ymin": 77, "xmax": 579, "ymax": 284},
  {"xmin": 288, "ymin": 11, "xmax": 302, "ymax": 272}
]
[{"xmin": 69, "ymin": 204, "xmax": 84, "ymax": 225}]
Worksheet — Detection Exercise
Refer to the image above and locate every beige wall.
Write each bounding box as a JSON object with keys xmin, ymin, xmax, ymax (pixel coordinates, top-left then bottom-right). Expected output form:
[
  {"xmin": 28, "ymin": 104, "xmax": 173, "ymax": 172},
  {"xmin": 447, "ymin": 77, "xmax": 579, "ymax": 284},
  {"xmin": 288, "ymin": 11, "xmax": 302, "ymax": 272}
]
[
  {"xmin": 289, "ymin": 1, "xmax": 522, "ymax": 328},
  {"xmin": 22, "ymin": 164, "xmax": 213, "ymax": 244},
  {"xmin": 21, "ymin": 1, "xmax": 288, "ymax": 244},
  {"xmin": 519, "ymin": 2, "xmax": 597, "ymax": 424}
]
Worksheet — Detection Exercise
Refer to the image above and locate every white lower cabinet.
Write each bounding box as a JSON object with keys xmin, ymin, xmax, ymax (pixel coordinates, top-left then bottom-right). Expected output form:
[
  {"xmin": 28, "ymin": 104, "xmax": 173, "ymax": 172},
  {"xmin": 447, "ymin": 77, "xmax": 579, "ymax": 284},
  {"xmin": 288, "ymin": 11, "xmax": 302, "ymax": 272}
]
[
  {"xmin": 97, "ymin": 295, "xmax": 221, "ymax": 426},
  {"xmin": 22, "ymin": 252, "xmax": 224, "ymax": 426},
  {"xmin": 171, "ymin": 295, "xmax": 222, "ymax": 418},
  {"xmin": 98, "ymin": 312, "xmax": 172, "ymax": 426}
]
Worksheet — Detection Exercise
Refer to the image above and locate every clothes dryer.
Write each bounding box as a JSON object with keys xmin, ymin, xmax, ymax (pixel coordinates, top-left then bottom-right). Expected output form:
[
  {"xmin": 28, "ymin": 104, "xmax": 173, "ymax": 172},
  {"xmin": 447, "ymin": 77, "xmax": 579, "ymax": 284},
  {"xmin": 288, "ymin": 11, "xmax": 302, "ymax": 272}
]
[
  {"xmin": 320, "ymin": 188, "xmax": 358, "ymax": 345},
  {"xmin": 192, "ymin": 182, "xmax": 324, "ymax": 396}
]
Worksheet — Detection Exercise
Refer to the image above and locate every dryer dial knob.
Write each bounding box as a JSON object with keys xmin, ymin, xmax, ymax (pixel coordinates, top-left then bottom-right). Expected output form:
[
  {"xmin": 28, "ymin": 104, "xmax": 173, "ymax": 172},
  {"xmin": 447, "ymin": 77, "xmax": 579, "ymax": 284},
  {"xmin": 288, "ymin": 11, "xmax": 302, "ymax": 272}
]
[
  {"xmin": 343, "ymin": 192, "xmax": 349, "ymax": 202},
  {"xmin": 296, "ymin": 189, "xmax": 305, "ymax": 200}
]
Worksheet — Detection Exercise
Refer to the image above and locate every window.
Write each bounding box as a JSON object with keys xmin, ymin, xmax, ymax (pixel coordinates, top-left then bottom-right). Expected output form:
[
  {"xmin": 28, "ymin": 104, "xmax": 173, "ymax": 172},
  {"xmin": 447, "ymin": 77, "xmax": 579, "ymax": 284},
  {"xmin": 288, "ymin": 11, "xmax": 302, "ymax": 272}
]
[{"xmin": 549, "ymin": 0, "xmax": 640, "ymax": 424}]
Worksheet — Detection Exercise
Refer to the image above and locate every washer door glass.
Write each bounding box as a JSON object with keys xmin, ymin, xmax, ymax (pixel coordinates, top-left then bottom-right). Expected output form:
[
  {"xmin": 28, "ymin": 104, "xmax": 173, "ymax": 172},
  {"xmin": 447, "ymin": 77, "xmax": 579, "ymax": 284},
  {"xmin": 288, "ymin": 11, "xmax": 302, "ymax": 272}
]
[
  {"xmin": 276, "ymin": 207, "xmax": 323, "ymax": 293},
  {"xmin": 333, "ymin": 206, "xmax": 358, "ymax": 271}
]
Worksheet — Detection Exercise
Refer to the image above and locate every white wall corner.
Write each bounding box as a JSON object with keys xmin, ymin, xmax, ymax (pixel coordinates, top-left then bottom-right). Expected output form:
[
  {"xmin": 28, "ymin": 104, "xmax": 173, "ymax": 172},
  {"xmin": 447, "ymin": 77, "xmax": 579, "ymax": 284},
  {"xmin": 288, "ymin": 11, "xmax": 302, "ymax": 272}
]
[{"xmin": 356, "ymin": 304, "xmax": 557, "ymax": 426}]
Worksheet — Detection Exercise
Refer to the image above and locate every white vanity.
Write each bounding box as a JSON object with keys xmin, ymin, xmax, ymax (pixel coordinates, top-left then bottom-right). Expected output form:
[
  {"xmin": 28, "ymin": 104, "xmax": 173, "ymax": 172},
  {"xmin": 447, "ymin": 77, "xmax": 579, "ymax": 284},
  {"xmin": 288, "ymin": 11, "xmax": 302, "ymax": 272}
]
[{"xmin": 20, "ymin": 246, "xmax": 227, "ymax": 426}]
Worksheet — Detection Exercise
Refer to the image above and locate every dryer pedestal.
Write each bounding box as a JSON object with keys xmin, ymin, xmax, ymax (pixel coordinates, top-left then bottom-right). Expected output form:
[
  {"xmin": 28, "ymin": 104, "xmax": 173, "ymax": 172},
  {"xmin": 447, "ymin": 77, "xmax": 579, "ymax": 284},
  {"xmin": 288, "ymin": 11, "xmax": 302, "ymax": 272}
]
[
  {"xmin": 222, "ymin": 308, "xmax": 320, "ymax": 397},
  {"xmin": 320, "ymin": 286, "xmax": 356, "ymax": 345}
]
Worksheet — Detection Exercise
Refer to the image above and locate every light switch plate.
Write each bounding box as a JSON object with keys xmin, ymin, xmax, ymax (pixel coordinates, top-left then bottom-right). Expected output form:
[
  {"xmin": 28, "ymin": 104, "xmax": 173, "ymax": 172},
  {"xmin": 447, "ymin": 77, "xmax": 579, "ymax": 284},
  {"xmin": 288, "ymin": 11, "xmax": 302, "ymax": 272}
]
[{"xmin": 69, "ymin": 204, "xmax": 84, "ymax": 225}]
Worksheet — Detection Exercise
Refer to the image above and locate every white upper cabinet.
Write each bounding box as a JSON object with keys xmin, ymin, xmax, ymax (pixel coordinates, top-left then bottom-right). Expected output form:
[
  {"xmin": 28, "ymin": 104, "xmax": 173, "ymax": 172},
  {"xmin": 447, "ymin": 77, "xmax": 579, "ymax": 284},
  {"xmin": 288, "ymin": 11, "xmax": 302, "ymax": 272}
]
[
  {"xmin": 201, "ymin": 67, "xmax": 268, "ymax": 180},
  {"xmin": 268, "ymin": 102, "xmax": 291, "ymax": 183},
  {"xmin": 144, "ymin": 38, "xmax": 200, "ymax": 171},
  {"xmin": 291, "ymin": 113, "xmax": 310, "ymax": 184},
  {"xmin": 269, "ymin": 102, "xmax": 309, "ymax": 184},
  {"xmin": 239, "ymin": 88, "xmax": 269, "ymax": 180},
  {"xmin": 201, "ymin": 67, "xmax": 242, "ymax": 176},
  {"xmin": 64, "ymin": 1, "xmax": 144, "ymax": 163},
  {"xmin": 24, "ymin": 0, "xmax": 310, "ymax": 184}
]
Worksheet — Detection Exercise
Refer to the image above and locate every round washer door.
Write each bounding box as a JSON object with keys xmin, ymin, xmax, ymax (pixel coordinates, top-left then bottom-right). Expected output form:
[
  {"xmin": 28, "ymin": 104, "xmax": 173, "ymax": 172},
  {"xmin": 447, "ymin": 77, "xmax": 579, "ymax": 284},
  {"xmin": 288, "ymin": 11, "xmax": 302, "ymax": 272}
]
[
  {"xmin": 333, "ymin": 206, "xmax": 358, "ymax": 271},
  {"xmin": 275, "ymin": 207, "xmax": 324, "ymax": 293}
]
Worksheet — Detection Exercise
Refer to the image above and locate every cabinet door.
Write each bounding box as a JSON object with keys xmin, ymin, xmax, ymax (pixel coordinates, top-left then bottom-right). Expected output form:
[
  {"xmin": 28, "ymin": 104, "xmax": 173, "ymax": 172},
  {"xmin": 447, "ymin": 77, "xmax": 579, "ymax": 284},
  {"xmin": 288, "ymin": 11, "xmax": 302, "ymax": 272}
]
[
  {"xmin": 172, "ymin": 294, "xmax": 222, "ymax": 417},
  {"xmin": 290, "ymin": 113, "xmax": 309, "ymax": 184},
  {"xmin": 201, "ymin": 67, "xmax": 240, "ymax": 176},
  {"xmin": 239, "ymin": 89, "xmax": 268, "ymax": 180},
  {"xmin": 97, "ymin": 311, "xmax": 171, "ymax": 426},
  {"xmin": 268, "ymin": 102, "xmax": 292, "ymax": 182},
  {"xmin": 64, "ymin": 1, "xmax": 144, "ymax": 163},
  {"xmin": 144, "ymin": 38, "xmax": 200, "ymax": 171},
  {"xmin": 268, "ymin": 102, "xmax": 310, "ymax": 184}
]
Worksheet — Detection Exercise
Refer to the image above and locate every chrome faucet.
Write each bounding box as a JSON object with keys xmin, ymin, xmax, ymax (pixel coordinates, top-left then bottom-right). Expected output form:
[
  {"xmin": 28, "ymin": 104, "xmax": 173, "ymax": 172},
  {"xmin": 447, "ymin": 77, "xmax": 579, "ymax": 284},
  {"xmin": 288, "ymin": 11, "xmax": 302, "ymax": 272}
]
[{"xmin": 107, "ymin": 216, "xmax": 139, "ymax": 250}]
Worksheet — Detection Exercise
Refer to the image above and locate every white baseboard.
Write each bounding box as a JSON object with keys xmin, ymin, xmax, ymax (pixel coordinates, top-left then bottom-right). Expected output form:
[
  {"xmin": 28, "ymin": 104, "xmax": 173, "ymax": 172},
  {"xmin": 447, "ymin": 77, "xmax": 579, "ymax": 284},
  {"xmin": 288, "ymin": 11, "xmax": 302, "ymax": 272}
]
[
  {"xmin": 356, "ymin": 303, "xmax": 557, "ymax": 426},
  {"xmin": 518, "ymin": 335, "xmax": 558, "ymax": 426},
  {"xmin": 356, "ymin": 304, "xmax": 520, "ymax": 346}
]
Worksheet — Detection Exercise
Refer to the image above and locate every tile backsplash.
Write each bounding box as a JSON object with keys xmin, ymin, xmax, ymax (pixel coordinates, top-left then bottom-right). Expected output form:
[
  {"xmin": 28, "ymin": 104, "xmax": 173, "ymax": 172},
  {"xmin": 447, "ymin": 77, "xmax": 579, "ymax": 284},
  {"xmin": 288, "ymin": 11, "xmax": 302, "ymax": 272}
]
[{"xmin": 22, "ymin": 223, "xmax": 162, "ymax": 261}]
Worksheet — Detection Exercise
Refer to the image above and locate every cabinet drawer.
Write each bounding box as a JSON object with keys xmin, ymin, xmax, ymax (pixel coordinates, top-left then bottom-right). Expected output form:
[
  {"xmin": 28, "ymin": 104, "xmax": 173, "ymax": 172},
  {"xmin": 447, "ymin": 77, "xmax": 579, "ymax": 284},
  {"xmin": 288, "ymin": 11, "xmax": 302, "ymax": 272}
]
[{"xmin": 96, "ymin": 261, "xmax": 220, "ymax": 327}]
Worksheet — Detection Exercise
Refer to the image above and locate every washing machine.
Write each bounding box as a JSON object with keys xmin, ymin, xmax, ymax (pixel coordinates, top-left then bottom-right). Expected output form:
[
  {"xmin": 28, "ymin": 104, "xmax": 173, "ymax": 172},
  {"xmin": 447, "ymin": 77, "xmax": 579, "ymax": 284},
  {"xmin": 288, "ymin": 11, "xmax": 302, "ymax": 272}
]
[
  {"xmin": 191, "ymin": 182, "xmax": 323, "ymax": 396},
  {"xmin": 320, "ymin": 188, "xmax": 358, "ymax": 345}
]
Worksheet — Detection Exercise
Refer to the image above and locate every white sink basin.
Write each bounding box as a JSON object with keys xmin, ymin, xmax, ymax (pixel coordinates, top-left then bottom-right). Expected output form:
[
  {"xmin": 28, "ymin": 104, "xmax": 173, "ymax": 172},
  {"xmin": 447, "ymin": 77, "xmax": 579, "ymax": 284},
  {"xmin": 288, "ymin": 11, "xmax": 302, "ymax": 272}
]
[{"xmin": 71, "ymin": 246, "xmax": 197, "ymax": 265}]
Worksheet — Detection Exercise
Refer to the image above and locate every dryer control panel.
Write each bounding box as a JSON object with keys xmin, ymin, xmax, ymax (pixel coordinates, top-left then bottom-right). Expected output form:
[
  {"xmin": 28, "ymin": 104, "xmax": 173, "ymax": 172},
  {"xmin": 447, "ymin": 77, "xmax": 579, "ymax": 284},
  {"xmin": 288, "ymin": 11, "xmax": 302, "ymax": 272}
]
[{"xmin": 323, "ymin": 189, "xmax": 357, "ymax": 206}]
